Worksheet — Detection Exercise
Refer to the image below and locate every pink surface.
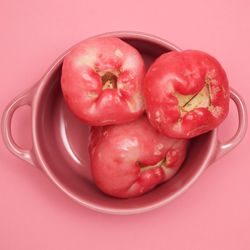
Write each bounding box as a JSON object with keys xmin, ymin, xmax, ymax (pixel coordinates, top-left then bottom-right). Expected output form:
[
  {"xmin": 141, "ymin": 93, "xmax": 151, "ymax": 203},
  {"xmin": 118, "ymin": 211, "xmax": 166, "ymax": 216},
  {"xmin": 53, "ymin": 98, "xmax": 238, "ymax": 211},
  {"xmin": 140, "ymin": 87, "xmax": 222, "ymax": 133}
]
[{"xmin": 0, "ymin": 0, "xmax": 250, "ymax": 249}]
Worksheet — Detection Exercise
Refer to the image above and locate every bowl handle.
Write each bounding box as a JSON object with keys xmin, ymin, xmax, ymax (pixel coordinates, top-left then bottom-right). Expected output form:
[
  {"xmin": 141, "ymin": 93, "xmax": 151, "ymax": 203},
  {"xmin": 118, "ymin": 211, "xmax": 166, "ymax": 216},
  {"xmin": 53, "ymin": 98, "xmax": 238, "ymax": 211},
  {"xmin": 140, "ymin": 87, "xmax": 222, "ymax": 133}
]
[
  {"xmin": 214, "ymin": 88, "xmax": 248, "ymax": 162},
  {"xmin": 1, "ymin": 88, "xmax": 36, "ymax": 166}
]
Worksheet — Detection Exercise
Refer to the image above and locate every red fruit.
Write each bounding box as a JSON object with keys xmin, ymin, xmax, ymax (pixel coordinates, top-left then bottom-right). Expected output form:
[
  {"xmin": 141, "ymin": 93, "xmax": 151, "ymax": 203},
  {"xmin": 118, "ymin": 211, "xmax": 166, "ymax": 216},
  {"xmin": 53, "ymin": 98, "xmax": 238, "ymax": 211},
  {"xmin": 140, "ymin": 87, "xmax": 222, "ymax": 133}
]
[
  {"xmin": 89, "ymin": 116, "xmax": 188, "ymax": 198},
  {"xmin": 61, "ymin": 37, "xmax": 145, "ymax": 126},
  {"xmin": 143, "ymin": 50, "xmax": 230, "ymax": 138}
]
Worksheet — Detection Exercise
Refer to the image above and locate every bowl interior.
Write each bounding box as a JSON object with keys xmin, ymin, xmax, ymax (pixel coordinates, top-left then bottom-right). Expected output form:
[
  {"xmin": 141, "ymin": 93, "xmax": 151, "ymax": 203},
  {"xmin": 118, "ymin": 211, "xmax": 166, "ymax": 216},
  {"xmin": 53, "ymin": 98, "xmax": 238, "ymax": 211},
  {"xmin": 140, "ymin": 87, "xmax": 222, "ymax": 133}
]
[{"xmin": 35, "ymin": 36, "xmax": 216, "ymax": 213}]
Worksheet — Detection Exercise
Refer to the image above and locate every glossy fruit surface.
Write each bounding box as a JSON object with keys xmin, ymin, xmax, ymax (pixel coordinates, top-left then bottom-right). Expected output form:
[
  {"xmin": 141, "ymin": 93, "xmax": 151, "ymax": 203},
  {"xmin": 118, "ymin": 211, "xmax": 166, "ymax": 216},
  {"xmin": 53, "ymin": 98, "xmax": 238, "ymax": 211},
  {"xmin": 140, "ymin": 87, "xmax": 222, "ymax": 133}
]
[
  {"xmin": 61, "ymin": 37, "xmax": 145, "ymax": 126},
  {"xmin": 89, "ymin": 116, "xmax": 188, "ymax": 198},
  {"xmin": 143, "ymin": 50, "xmax": 230, "ymax": 138}
]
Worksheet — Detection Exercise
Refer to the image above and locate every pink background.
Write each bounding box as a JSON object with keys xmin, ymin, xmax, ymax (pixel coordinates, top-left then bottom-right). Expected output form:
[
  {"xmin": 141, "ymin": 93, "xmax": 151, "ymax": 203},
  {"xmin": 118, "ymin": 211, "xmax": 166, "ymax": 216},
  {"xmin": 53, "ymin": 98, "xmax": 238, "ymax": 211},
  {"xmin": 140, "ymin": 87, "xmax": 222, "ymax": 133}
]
[{"xmin": 1, "ymin": 0, "xmax": 250, "ymax": 249}]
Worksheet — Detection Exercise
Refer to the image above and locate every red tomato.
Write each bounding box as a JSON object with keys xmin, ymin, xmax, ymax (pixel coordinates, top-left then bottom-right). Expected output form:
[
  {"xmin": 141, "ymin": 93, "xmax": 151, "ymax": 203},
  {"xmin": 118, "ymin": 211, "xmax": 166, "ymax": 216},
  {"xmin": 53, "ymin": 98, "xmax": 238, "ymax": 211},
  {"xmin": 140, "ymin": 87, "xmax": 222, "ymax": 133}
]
[
  {"xmin": 143, "ymin": 50, "xmax": 230, "ymax": 138},
  {"xmin": 61, "ymin": 37, "xmax": 145, "ymax": 126},
  {"xmin": 89, "ymin": 116, "xmax": 188, "ymax": 198}
]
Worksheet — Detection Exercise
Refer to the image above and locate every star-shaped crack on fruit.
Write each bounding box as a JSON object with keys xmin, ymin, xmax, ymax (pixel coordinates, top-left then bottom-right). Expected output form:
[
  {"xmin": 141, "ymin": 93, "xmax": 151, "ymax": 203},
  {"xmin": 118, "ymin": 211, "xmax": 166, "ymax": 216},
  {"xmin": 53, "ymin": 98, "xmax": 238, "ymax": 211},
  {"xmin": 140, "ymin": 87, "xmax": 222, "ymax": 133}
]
[
  {"xmin": 137, "ymin": 157, "xmax": 167, "ymax": 172},
  {"xmin": 174, "ymin": 77, "xmax": 213, "ymax": 117}
]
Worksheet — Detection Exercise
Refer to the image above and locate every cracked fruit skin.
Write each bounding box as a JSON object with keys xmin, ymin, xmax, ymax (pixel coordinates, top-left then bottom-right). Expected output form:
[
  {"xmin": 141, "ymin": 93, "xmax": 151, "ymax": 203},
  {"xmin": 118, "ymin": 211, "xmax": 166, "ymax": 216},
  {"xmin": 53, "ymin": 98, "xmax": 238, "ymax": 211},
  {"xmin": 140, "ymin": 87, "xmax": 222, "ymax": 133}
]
[
  {"xmin": 61, "ymin": 37, "xmax": 145, "ymax": 126},
  {"xmin": 143, "ymin": 50, "xmax": 230, "ymax": 139},
  {"xmin": 89, "ymin": 116, "xmax": 188, "ymax": 198}
]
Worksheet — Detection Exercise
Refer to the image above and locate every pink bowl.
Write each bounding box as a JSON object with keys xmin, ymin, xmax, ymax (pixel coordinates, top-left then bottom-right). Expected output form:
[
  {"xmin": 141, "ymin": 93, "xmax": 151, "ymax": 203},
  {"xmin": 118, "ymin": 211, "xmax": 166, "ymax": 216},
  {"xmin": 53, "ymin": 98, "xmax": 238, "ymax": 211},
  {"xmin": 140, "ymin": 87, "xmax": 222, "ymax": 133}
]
[{"xmin": 1, "ymin": 32, "xmax": 248, "ymax": 214}]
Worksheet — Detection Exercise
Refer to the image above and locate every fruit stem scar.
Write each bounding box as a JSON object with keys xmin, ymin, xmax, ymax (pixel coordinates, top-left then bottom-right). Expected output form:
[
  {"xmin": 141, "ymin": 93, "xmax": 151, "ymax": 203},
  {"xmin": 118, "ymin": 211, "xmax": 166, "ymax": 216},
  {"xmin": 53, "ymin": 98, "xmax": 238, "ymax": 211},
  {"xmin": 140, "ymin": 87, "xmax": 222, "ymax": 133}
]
[
  {"xmin": 183, "ymin": 92, "xmax": 199, "ymax": 108},
  {"xmin": 101, "ymin": 72, "xmax": 118, "ymax": 90}
]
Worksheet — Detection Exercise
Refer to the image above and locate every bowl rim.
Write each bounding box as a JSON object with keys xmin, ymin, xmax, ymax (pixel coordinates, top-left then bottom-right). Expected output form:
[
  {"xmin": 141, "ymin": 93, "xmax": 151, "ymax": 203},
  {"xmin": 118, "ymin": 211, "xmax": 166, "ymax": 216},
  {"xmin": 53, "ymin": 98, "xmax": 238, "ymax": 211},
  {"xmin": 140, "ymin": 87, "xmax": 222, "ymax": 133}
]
[{"xmin": 31, "ymin": 31, "xmax": 219, "ymax": 215}]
